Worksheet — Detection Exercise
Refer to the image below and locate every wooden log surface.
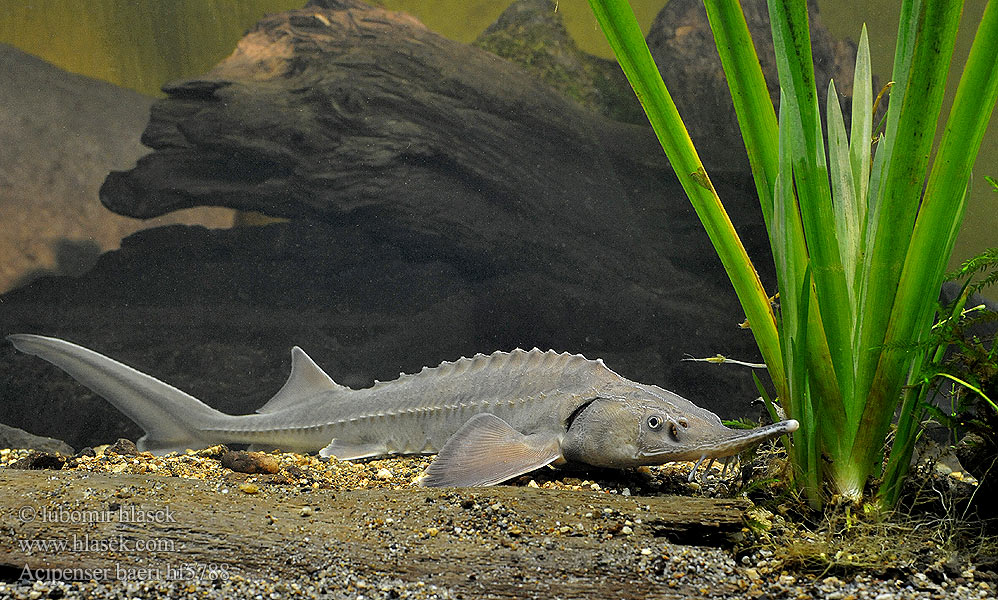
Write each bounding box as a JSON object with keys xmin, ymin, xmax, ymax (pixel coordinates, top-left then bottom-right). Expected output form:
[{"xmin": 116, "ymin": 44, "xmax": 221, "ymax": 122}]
[{"xmin": 1, "ymin": 470, "xmax": 747, "ymax": 597}]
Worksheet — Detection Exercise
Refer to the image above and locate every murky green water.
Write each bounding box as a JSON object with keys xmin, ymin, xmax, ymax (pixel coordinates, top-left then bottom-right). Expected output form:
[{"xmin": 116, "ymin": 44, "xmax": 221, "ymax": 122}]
[{"xmin": 1, "ymin": 0, "xmax": 994, "ymax": 295}]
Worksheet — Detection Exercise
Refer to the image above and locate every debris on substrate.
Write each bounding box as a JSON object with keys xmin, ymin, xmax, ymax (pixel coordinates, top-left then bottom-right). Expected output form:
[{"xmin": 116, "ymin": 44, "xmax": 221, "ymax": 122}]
[
  {"xmin": 2, "ymin": 441, "xmax": 996, "ymax": 600},
  {"xmin": 0, "ymin": 441, "xmax": 747, "ymax": 496}
]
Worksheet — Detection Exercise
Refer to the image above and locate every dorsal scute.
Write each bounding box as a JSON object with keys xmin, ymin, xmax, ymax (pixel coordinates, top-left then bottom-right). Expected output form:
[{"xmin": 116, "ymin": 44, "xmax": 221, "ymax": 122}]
[
  {"xmin": 369, "ymin": 347, "xmax": 617, "ymax": 393},
  {"xmin": 258, "ymin": 347, "xmax": 621, "ymax": 418}
]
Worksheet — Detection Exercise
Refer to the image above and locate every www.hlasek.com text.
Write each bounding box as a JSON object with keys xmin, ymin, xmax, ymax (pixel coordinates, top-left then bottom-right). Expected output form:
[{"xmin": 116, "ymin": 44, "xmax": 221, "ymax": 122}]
[{"xmin": 18, "ymin": 534, "xmax": 176, "ymax": 554}]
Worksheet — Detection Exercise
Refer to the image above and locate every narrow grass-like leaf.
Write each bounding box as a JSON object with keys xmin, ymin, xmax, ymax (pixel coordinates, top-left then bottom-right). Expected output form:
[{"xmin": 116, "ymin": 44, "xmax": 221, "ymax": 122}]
[
  {"xmin": 590, "ymin": 0, "xmax": 996, "ymax": 508},
  {"xmin": 587, "ymin": 0, "xmax": 785, "ymax": 393},
  {"xmin": 849, "ymin": 25, "xmax": 873, "ymax": 238},
  {"xmin": 773, "ymin": 92, "xmax": 820, "ymax": 503},
  {"xmin": 752, "ymin": 371, "xmax": 791, "ymax": 457},
  {"xmin": 852, "ymin": 0, "xmax": 963, "ymax": 427},
  {"xmin": 827, "ymin": 79, "xmax": 859, "ymax": 307},
  {"xmin": 846, "ymin": 3, "xmax": 968, "ymax": 495},
  {"xmin": 703, "ymin": 0, "xmax": 779, "ymax": 233},
  {"xmin": 904, "ymin": 0, "xmax": 998, "ymax": 332},
  {"xmin": 879, "ymin": 279, "xmax": 972, "ymax": 507},
  {"xmin": 768, "ymin": 0, "xmax": 853, "ymax": 407},
  {"xmin": 772, "ymin": 93, "xmax": 801, "ymax": 328},
  {"xmin": 792, "ymin": 267, "xmax": 818, "ymax": 507},
  {"xmin": 799, "ymin": 377, "xmax": 818, "ymax": 506}
]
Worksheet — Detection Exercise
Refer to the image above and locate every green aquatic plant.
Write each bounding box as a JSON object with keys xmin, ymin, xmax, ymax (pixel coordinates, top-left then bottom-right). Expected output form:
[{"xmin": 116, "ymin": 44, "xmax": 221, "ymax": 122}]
[
  {"xmin": 908, "ymin": 246, "xmax": 998, "ymax": 496},
  {"xmin": 587, "ymin": 0, "xmax": 998, "ymax": 509},
  {"xmin": 878, "ymin": 245, "xmax": 998, "ymax": 506}
]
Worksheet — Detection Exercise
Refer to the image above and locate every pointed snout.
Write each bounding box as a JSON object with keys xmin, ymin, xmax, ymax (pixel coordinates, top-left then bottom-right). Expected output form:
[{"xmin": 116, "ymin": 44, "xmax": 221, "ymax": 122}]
[{"xmin": 639, "ymin": 419, "xmax": 798, "ymax": 463}]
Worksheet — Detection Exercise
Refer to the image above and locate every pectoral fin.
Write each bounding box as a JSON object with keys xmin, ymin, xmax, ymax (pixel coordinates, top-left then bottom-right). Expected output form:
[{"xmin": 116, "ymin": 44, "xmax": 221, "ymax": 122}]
[{"xmin": 421, "ymin": 413, "xmax": 562, "ymax": 487}]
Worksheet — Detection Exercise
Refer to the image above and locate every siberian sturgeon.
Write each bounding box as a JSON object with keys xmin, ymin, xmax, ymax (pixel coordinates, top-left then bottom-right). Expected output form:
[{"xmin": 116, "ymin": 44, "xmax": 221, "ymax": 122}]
[{"xmin": 7, "ymin": 334, "xmax": 798, "ymax": 487}]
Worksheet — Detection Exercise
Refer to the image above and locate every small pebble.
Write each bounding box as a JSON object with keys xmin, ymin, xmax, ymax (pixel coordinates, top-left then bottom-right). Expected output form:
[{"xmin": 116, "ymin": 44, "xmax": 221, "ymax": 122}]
[
  {"xmin": 935, "ymin": 462, "xmax": 953, "ymax": 476},
  {"xmin": 222, "ymin": 450, "xmax": 280, "ymax": 474},
  {"xmin": 105, "ymin": 438, "xmax": 138, "ymax": 456}
]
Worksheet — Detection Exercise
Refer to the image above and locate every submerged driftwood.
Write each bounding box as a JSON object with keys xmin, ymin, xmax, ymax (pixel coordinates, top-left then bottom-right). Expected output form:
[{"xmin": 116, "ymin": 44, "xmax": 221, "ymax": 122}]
[
  {"xmin": 99, "ymin": 0, "xmax": 662, "ymax": 277},
  {"xmin": 1, "ymin": 470, "xmax": 747, "ymax": 597}
]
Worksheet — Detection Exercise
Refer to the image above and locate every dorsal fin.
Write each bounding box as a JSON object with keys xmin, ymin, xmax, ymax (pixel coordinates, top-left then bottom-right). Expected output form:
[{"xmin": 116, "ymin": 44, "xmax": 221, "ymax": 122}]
[{"xmin": 256, "ymin": 347, "xmax": 347, "ymax": 414}]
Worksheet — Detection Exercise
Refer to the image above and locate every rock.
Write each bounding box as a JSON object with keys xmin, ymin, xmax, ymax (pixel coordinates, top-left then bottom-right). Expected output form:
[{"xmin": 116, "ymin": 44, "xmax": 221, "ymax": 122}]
[
  {"xmin": 0, "ymin": 208, "xmax": 771, "ymax": 450},
  {"xmin": 0, "ymin": 422, "xmax": 74, "ymax": 455},
  {"xmin": 105, "ymin": 438, "xmax": 139, "ymax": 456},
  {"xmin": 956, "ymin": 433, "xmax": 998, "ymax": 508},
  {"xmin": 647, "ymin": 0, "xmax": 860, "ymax": 172},
  {"xmin": 474, "ymin": 0, "xmax": 642, "ymax": 123},
  {"xmin": 8, "ymin": 451, "xmax": 67, "ymax": 470},
  {"xmin": 238, "ymin": 482, "xmax": 260, "ymax": 494},
  {"xmin": 222, "ymin": 450, "xmax": 281, "ymax": 474},
  {"xmin": 0, "ymin": 43, "xmax": 235, "ymax": 294}
]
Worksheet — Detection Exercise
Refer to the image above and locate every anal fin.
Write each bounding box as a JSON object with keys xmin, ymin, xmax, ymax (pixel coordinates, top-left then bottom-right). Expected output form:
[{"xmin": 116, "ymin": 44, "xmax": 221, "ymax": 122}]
[
  {"xmin": 421, "ymin": 413, "xmax": 562, "ymax": 487},
  {"xmin": 319, "ymin": 440, "xmax": 388, "ymax": 460}
]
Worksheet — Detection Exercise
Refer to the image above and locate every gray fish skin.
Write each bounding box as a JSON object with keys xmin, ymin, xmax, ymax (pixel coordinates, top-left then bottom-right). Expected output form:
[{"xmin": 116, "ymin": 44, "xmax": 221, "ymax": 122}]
[{"xmin": 7, "ymin": 334, "xmax": 798, "ymax": 487}]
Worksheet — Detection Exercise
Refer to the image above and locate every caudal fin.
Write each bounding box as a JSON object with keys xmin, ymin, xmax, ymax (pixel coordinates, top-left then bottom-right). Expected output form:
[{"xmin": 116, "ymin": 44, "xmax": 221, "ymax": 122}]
[{"xmin": 7, "ymin": 334, "xmax": 228, "ymax": 454}]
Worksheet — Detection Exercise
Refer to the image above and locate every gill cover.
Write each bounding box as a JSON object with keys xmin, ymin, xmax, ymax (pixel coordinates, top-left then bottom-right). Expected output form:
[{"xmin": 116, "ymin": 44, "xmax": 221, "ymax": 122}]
[{"xmin": 561, "ymin": 398, "xmax": 642, "ymax": 468}]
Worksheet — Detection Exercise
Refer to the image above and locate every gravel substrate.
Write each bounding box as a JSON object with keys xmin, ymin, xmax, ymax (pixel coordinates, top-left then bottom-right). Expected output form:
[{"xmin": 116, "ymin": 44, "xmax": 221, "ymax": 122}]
[
  {"xmin": 3, "ymin": 554, "xmax": 994, "ymax": 600},
  {"xmin": 1, "ymin": 443, "xmax": 993, "ymax": 599}
]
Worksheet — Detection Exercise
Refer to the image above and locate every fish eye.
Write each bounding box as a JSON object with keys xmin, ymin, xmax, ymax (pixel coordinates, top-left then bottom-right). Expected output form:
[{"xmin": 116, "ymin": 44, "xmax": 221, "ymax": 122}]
[{"xmin": 647, "ymin": 415, "xmax": 663, "ymax": 430}]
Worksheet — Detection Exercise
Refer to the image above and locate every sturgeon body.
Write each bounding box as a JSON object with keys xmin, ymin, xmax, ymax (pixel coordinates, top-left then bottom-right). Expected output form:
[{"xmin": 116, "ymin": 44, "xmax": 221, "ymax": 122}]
[{"xmin": 8, "ymin": 334, "xmax": 798, "ymax": 486}]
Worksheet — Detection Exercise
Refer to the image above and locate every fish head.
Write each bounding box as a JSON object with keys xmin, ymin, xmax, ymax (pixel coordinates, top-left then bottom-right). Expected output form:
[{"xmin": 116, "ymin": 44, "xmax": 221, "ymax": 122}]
[{"xmin": 561, "ymin": 386, "xmax": 798, "ymax": 468}]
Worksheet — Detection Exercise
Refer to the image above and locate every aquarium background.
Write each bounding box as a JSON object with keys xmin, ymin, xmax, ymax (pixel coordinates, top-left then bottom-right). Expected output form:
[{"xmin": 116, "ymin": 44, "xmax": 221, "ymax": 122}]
[
  {"xmin": 0, "ymin": 0, "xmax": 994, "ymax": 453},
  {"xmin": 1, "ymin": 0, "xmax": 994, "ymax": 299}
]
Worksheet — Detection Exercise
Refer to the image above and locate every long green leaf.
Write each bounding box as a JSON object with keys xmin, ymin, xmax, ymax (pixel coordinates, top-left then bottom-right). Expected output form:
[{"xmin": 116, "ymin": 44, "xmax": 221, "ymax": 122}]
[
  {"xmin": 768, "ymin": 0, "xmax": 853, "ymax": 408},
  {"xmin": 853, "ymin": 0, "xmax": 963, "ymax": 422},
  {"xmin": 879, "ymin": 264, "xmax": 972, "ymax": 507},
  {"xmin": 856, "ymin": 0, "xmax": 998, "ymax": 475},
  {"xmin": 703, "ymin": 0, "xmax": 779, "ymax": 233},
  {"xmin": 793, "ymin": 267, "xmax": 817, "ymax": 506},
  {"xmin": 827, "ymin": 79, "xmax": 859, "ymax": 306},
  {"xmin": 587, "ymin": 0, "xmax": 785, "ymax": 392},
  {"xmin": 849, "ymin": 25, "xmax": 873, "ymax": 242}
]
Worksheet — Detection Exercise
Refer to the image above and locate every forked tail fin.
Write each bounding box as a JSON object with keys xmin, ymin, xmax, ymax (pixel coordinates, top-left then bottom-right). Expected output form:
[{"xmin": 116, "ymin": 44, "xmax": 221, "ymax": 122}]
[{"xmin": 7, "ymin": 334, "xmax": 229, "ymax": 454}]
